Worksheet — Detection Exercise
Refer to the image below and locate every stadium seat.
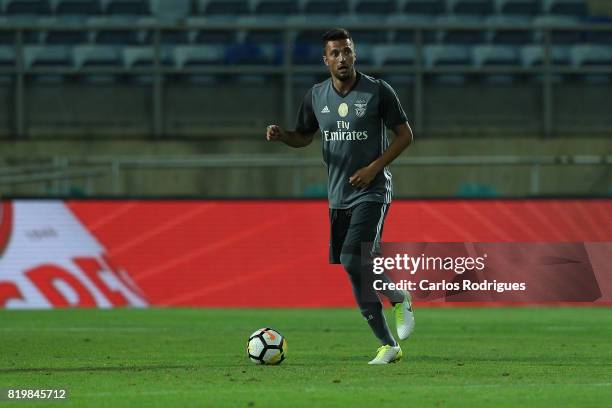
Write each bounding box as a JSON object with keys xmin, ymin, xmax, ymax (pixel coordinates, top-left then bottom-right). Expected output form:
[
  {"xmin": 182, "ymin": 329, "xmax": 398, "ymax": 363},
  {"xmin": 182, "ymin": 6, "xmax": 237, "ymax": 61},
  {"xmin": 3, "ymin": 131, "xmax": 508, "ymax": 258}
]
[
  {"xmin": 194, "ymin": 29, "xmax": 236, "ymax": 45},
  {"xmin": 174, "ymin": 45, "xmax": 224, "ymax": 67},
  {"xmin": 225, "ymin": 43, "xmax": 267, "ymax": 64},
  {"xmin": 257, "ymin": 43, "xmax": 283, "ymax": 64},
  {"xmin": 52, "ymin": 0, "xmax": 102, "ymax": 15},
  {"xmin": 89, "ymin": 17, "xmax": 143, "ymax": 44},
  {"xmin": 372, "ymin": 44, "xmax": 416, "ymax": 67},
  {"xmin": 402, "ymin": 0, "xmax": 445, "ymax": 16},
  {"xmin": 303, "ymin": 0, "xmax": 348, "ymax": 15},
  {"xmin": 584, "ymin": 16, "xmax": 612, "ymax": 44},
  {"xmin": 354, "ymin": 0, "xmax": 396, "ymax": 15},
  {"xmin": 253, "ymin": 0, "xmax": 298, "ymax": 15},
  {"xmin": 44, "ymin": 28, "xmax": 89, "ymax": 44},
  {"xmin": 448, "ymin": 0, "xmax": 494, "ymax": 17},
  {"xmin": 149, "ymin": 0, "xmax": 190, "ymax": 22},
  {"xmin": 486, "ymin": 15, "xmax": 534, "ymax": 45},
  {"xmin": 196, "ymin": 0, "xmax": 250, "ymax": 15},
  {"xmin": 437, "ymin": 15, "xmax": 487, "ymax": 44},
  {"xmin": 239, "ymin": 16, "xmax": 285, "ymax": 45},
  {"xmin": 292, "ymin": 43, "xmax": 323, "ymax": 65},
  {"xmin": 423, "ymin": 44, "xmax": 470, "ymax": 66},
  {"xmin": 570, "ymin": 44, "xmax": 612, "ymax": 66},
  {"xmin": 388, "ymin": 14, "xmax": 437, "ymax": 44},
  {"xmin": 102, "ymin": 0, "xmax": 150, "ymax": 16},
  {"xmin": 123, "ymin": 45, "xmax": 173, "ymax": 68},
  {"xmin": 73, "ymin": 44, "xmax": 121, "ymax": 67},
  {"xmin": 520, "ymin": 44, "xmax": 571, "ymax": 66},
  {"xmin": 144, "ymin": 29, "xmax": 190, "ymax": 45},
  {"xmin": 494, "ymin": 0, "xmax": 540, "ymax": 17},
  {"xmin": 319, "ymin": 14, "xmax": 389, "ymax": 45},
  {"xmin": 472, "ymin": 44, "xmax": 520, "ymax": 66},
  {"xmin": 543, "ymin": 0, "xmax": 588, "ymax": 18},
  {"xmin": 533, "ymin": 15, "xmax": 583, "ymax": 44},
  {"xmin": 4, "ymin": 0, "xmax": 52, "ymax": 15},
  {"xmin": 0, "ymin": 46, "xmax": 16, "ymax": 67},
  {"xmin": 24, "ymin": 45, "xmax": 72, "ymax": 67}
]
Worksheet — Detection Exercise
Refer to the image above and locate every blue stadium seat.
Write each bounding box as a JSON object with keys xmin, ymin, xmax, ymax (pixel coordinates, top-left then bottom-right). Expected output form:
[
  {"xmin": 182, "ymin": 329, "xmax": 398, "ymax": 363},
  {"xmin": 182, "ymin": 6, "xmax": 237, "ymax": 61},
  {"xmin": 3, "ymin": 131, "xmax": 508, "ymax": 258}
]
[
  {"xmin": 245, "ymin": 30, "xmax": 284, "ymax": 45},
  {"xmin": 494, "ymin": 0, "xmax": 540, "ymax": 17},
  {"xmin": 24, "ymin": 45, "xmax": 72, "ymax": 67},
  {"xmin": 174, "ymin": 45, "xmax": 224, "ymax": 67},
  {"xmin": 103, "ymin": 0, "xmax": 150, "ymax": 16},
  {"xmin": 303, "ymin": 0, "xmax": 348, "ymax": 15},
  {"xmin": 258, "ymin": 43, "xmax": 283, "ymax": 64},
  {"xmin": 292, "ymin": 43, "xmax": 323, "ymax": 65},
  {"xmin": 472, "ymin": 45, "xmax": 520, "ymax": 66},
  {"xmin": 253, "ymin": 0, "xmax": 298, "ymax": 15},
  {"xmin": 196, "ymin": 0, "xmax": 250, "ymax": 15},
  {"xmin": 437, "ymin": 15, "xmax": 487, "ymax": 44},
  {"xmin": 533, "ymin": 15, "xmax": 583, "ymax": 44},
  {"xmin": 448, "ymin": 0, "xmax": 494, "ymax": 17},
  {"xmin": 0, "ymin": 46, "xmax": 16, "ymax": 67},
  {"xmin": 486, "ymin": 16, "xmax": 534, "ymax": 45},
  {"xmin": 424, "ymin": 45, "xmax": 470, "ymax": 66},
  {"xmin": 225, "ymin": 43, "xmax": 267, "ymax": 64},
  {"xmin": 123, "ymin": 45, "xmax": 173, "ymax": 68},
  {"xmin": 570, "ymin": 45, "xmax": 612, "ymax": 66},
  {"xmin": 402, "ymin": 0, "xmax": 445, "ymax": 16},
  {"xmin": 543, "ymin": 0, "xmax": 588, "ymax": 18},
  {"xmin": 52, "ymin": 0, "xmax": 102, "ymax": 15},
  {"xmin": 372, "ymin": 44, "xmax": 416, "ymax": 67},
  {"xmin": 520, "ymin": 44, "xmax": 571, "ymax": 67},
  {"xmin": 73, "ymin": 44, "xmax": 121, "ymax": 67},
  {"xmin": 388, "ymin": 14, "xmax": 436, "ymax": 44},
  {"xmin": 354, "ymin": 0, "xmax": 396, "ymax": 15},
  {"xmin": 5, "ymin": 0, "xmax": 52, "ymax": 14},
  {"xmin": 584, "ymin": 16, "xmax": 612, "ymax": 44}
]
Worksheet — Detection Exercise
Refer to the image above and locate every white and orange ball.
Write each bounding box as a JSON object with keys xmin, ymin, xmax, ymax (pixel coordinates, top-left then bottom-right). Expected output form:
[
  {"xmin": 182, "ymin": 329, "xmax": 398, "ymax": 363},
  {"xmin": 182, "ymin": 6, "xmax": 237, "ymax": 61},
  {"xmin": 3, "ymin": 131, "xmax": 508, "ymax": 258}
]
[{"xmin": 247, "ymin": 328, "xmax": 287, "ymax": 365}]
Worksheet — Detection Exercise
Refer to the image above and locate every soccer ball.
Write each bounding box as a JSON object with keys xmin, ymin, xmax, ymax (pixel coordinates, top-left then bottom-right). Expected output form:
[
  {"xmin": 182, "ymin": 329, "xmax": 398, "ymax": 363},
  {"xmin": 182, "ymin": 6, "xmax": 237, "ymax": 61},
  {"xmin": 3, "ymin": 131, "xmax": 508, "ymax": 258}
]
[{"xmin": 247, "ymin": 328, "xmax": 287, "ymax": 365}]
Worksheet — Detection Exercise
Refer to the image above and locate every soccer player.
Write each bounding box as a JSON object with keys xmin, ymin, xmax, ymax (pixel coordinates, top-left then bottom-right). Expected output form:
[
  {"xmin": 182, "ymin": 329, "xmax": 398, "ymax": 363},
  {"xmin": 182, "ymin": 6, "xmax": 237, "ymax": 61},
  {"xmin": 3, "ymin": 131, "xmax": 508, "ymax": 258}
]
[{"xmin": 266, "ymin": 28, "xmax": 415, "ymax": 364}]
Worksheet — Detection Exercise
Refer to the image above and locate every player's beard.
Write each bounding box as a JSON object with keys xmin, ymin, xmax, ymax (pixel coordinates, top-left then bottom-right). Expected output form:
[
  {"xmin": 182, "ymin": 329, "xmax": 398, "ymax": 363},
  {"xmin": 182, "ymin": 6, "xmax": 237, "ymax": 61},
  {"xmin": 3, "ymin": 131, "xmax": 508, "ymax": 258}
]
[{"xmin": 335, "ymin": 66, "xmax": 353, "ymax": 82}]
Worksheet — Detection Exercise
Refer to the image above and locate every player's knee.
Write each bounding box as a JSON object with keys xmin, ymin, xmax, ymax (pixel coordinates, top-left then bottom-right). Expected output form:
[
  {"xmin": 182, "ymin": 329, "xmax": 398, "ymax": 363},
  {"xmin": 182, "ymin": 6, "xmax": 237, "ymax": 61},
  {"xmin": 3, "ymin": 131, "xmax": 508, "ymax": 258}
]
[{"xmin": 340, "ymin": 252, "xmax": 361, "ymax": 277}]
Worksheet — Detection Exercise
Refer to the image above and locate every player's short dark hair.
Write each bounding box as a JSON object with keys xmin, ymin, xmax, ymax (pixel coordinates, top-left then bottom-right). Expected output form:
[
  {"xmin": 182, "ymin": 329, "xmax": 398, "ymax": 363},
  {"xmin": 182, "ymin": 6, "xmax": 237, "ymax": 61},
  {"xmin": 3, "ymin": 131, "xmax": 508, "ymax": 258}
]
[{"xmin": 322, "ymin": 28, "xmax": 353, "ymax": 53}]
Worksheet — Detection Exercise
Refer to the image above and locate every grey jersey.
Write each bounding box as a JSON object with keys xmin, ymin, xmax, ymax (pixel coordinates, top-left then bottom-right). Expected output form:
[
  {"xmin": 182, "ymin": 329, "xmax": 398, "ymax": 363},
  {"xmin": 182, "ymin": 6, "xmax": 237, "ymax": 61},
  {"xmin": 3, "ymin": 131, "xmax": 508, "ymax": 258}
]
[{"xmin": 295, "ymin": 72, "xmax": 408, "ymax": 209}]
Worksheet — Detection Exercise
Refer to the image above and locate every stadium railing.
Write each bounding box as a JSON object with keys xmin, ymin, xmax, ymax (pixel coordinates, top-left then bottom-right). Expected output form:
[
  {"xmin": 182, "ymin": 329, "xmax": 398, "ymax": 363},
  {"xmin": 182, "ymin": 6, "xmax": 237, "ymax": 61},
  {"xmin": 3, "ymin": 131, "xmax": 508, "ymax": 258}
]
[{"xmin": 1, "ymin": 21, "xmax": 612, "ymax": 138}]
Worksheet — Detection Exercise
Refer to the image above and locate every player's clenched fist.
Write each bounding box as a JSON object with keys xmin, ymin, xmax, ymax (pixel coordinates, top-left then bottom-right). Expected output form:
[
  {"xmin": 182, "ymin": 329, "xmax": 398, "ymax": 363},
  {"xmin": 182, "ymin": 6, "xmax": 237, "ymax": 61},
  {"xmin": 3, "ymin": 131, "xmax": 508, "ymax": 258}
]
[{"xmin": 266, "ymin": 124, "xmax": 284, "ymax": 141}]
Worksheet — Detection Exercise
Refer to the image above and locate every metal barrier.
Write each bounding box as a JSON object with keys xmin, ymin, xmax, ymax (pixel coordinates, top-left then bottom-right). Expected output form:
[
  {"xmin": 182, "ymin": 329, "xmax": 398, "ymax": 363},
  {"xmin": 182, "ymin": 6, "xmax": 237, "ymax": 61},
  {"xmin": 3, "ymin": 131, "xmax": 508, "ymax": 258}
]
[{"xmin": 1, "ymin": 22, "xmax": 612, "ymax": 138}]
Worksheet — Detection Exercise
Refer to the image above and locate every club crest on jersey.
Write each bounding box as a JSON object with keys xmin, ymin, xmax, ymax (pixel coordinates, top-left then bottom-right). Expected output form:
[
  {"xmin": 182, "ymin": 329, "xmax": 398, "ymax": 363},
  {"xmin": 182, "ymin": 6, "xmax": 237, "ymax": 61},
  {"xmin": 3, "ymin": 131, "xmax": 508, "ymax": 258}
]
[
  {"xmin": 338, "ymin": 103, "xmax": 349, "ymax": 118},
  {"xmin": 354, "ymin": 99, "xmax": 367, "ymax": 118}
]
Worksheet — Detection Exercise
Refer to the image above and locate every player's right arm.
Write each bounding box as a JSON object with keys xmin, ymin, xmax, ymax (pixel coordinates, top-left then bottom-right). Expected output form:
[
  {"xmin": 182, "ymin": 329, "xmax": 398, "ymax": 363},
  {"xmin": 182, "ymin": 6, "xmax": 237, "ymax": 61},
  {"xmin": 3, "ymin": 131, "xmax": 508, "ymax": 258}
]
[
  {"xmin": 266, "ymin": 125, "xmax": 314, "ymax": 148},
  {"xmin": 266, "ymin": 88, "xmax": 318, "ymax": 148}
]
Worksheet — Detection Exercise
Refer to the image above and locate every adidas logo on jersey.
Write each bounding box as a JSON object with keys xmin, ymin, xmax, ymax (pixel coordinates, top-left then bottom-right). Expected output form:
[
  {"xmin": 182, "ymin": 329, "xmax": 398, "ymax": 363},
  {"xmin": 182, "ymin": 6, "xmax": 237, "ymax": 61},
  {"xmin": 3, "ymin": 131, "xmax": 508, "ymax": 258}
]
[{"xmin": 321, "ymin": 106, "xmax": 330, "ymax": 113}]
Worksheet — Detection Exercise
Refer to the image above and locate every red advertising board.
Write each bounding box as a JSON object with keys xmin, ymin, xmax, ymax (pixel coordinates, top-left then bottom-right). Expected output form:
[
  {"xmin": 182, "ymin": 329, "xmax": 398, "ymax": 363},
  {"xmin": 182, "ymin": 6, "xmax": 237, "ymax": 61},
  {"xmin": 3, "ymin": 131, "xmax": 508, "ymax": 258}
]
[{"xmin": 0, "ymin": 199, "xmax": 610, "ymax": 308}]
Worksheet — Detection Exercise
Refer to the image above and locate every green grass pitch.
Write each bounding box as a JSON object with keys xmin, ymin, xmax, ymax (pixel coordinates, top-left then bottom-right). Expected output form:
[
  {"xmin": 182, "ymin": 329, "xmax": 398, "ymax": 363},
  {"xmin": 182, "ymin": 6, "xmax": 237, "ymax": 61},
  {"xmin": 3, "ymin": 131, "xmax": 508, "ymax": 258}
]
[{"xmin": 1, "ymin": 307, "xmax": 611, "ymax": 407}]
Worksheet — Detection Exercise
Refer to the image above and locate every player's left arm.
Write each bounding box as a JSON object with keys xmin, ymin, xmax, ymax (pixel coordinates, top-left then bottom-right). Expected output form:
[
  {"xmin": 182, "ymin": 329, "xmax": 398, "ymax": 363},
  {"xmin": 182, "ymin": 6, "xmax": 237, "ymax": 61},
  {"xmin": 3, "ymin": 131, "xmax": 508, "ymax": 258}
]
[{"xmin": 349, "ymin": 123, "xmax": 412, "ymax": 188}]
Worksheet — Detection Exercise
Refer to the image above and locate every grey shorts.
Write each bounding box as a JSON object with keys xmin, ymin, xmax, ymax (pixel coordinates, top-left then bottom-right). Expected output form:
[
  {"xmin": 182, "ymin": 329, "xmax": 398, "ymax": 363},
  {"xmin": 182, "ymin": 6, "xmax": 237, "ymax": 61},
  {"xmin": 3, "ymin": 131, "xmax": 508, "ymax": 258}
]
[{"xmin": 329, "ymin": 201, "xmax": 389, "ymax": 264}]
